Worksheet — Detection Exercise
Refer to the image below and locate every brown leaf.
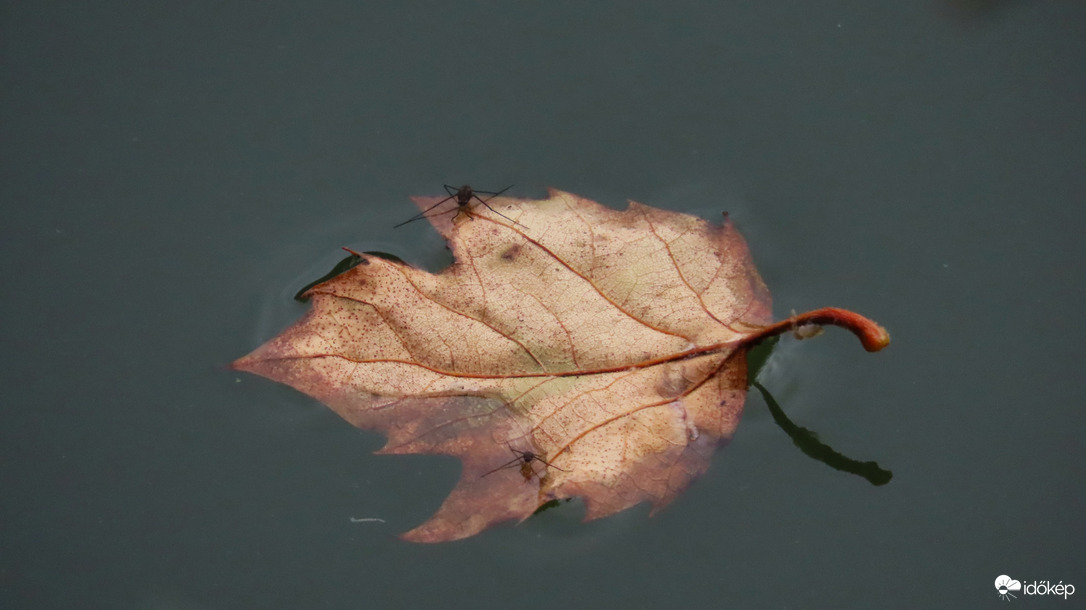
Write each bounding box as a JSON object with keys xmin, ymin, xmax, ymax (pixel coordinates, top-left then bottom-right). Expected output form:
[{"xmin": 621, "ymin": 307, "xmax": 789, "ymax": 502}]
[{"xmin": 232, "ymin": 189, "xmax": 889, "ymax": 542}]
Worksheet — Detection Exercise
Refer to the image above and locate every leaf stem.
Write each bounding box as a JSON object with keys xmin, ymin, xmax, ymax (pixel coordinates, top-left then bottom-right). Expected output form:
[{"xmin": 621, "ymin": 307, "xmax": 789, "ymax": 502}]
[{"xmin": 746, "ymin": 307, "xmax": 890, "ymax": 352}]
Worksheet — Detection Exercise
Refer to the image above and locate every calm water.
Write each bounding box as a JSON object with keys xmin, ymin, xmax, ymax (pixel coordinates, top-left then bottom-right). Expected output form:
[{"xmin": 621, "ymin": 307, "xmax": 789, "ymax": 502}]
[{"xmin": 3, "ymin": 2, "xmax": 1084, "ymax": 608}]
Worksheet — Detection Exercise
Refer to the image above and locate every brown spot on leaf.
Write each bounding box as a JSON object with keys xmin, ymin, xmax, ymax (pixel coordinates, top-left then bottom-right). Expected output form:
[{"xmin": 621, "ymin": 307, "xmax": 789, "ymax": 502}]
[{"xmin": 500, "ymin": 244, "xmax": 521, "ymax": 262}]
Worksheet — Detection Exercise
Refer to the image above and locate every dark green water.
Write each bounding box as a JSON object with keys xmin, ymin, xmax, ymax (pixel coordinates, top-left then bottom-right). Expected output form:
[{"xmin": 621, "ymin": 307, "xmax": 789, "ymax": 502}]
[{"xmin": 3, "ymin": 2, "xmax": 1083, "ymax": 608}]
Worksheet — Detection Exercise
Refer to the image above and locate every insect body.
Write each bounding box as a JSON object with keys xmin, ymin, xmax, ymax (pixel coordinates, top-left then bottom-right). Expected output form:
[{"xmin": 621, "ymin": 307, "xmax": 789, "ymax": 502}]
[
  {"xmin": 482, "ymin": 446, "xmax": 565, "ymax": 481},
  {"xmin": 394, "ymin": 184, "xmax": 517, "ymax": 228}
]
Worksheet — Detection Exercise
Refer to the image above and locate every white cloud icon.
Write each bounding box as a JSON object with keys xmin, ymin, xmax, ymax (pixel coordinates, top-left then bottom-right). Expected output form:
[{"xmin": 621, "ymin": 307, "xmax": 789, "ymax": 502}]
[{"xmin": 995, "ymin": 575, "xmax": 1022, "ymax": 600}]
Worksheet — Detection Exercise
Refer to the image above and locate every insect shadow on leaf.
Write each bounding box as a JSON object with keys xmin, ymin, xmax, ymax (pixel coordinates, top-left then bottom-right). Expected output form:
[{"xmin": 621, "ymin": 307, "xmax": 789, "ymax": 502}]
[
  {"xmin": 393, "ymin": 184, "xmax": 520, "ymax": 228},
  {"xmin": 482, "ymin": 444, "xmax": 566, "ymax": 481}
]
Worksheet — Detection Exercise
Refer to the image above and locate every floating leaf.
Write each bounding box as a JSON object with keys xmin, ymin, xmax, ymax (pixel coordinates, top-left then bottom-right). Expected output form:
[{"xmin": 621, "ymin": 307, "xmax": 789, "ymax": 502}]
[{"xmin": 233, "ymin": 189, "xmax": 889, "ymax": 542}]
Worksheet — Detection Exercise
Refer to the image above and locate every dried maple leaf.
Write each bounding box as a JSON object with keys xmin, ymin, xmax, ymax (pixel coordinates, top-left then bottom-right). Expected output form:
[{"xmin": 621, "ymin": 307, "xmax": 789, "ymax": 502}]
[{"xmin": 232, "ymin": 189, "xmax": 889, "ymax": 542}]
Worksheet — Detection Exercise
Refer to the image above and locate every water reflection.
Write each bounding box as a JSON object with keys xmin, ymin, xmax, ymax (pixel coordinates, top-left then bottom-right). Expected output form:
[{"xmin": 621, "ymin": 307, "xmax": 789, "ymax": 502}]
[{"xmin": 751, "ymin": 379, "xmax": 892, "ymax": 486}]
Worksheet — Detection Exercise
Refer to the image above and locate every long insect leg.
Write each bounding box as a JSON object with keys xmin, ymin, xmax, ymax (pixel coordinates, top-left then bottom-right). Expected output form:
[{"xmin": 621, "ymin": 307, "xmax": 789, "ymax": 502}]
[
  {"xmin": 393, "ymin": 194, "xmax": 456, "ymax": 228},
  {"xmin": 471, "ymin": 185, "xmax": 522, "ymax": 226},
  {"xmin": 470, "ymin": 184, "xmax": 514, "ymax": 197},
  {"xmin": 530, "ymin": 454, "xmax": 566, "ymax": 472},
  {"xmin": 481, "ymin": 454, "xmax": 526, "ymax": 477}
]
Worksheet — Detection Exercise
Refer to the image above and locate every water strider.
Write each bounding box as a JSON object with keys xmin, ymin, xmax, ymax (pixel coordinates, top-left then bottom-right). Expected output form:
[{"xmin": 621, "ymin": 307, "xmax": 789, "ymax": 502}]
[
  {"xmin": 394, "ymin": 184, "xmax": 518, "ymax": 228},
  {"xmin": 482, "ymin": 445, "xmax": 565, "ymax": 481}
]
